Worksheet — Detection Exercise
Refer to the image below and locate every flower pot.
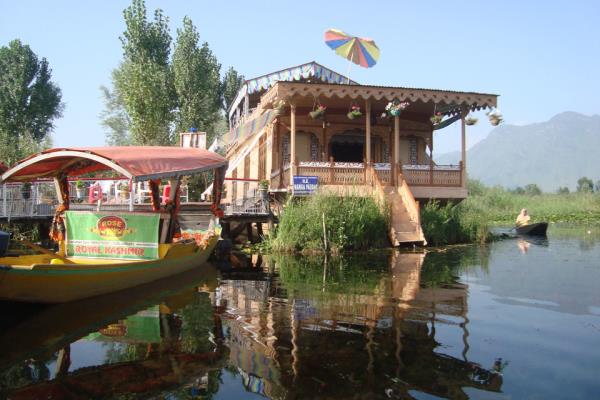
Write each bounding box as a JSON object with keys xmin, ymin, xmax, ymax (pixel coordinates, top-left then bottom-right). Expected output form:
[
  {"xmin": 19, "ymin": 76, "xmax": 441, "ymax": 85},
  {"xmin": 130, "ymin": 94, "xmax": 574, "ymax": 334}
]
[
  {"xmin": 273, "ymin": 107, "xmax": 284, "ymax": 117},
  {"xmin": 347, "ymin": 111, "xmax": 361, "ymax": 120},
  {"xmin": 309, "ymin": 110, "xmax": 324, "ymax": 119},
  {"xmin": 389, "ymin": 109, "xmax": 401, "ymax": 117},
  {"xmin": 76, "ymin": 188, "xmax": 84, "ymax": 199},
  {"xmin": 465, "ymin": 117, "xmax": 478, "ymax": 126},
  {"xmin": 489, "ymin": 117, "xmax": 502, "ymax": 126}
]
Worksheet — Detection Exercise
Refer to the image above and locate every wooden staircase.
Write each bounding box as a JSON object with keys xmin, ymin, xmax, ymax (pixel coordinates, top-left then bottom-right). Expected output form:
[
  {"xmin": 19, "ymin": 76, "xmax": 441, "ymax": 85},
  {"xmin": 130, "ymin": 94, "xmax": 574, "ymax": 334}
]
[{"xmin": 370, "ymin": 168, "xmax": 426, "ymax": 246}]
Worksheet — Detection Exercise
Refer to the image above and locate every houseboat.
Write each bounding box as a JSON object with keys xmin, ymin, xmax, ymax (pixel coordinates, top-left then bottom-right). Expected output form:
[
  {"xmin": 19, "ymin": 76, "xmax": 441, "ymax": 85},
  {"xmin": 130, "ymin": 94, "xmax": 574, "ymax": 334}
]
[{"xmin": 222, "ymin": 62, "xmax": 499, "ymax": 245}]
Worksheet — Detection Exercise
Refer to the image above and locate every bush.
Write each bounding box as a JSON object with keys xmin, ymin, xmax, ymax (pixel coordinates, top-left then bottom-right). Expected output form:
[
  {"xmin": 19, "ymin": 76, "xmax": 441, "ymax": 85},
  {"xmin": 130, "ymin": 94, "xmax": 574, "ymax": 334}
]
[
  {"xmin": 420, "ymin": 200, "xmax": 490, "ymax": 246},
  {"xmin": 271, "ymin": 193, "xmax": 389, "ymax": 253}
]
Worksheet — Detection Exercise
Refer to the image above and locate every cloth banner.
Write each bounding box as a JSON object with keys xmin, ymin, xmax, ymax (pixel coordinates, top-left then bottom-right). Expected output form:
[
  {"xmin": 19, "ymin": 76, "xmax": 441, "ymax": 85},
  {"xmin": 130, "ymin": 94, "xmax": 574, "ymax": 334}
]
[{"xmin": 65, "ymin": 211, "xmax": 159, "ymax": 260}]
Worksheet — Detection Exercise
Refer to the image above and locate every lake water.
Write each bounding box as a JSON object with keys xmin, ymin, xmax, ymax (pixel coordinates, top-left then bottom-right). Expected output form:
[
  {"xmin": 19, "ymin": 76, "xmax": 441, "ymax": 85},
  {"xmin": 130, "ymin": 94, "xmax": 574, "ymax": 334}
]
[{"xmin": 1, "ymin": 225, "xmax": 599, "ymax": 399}]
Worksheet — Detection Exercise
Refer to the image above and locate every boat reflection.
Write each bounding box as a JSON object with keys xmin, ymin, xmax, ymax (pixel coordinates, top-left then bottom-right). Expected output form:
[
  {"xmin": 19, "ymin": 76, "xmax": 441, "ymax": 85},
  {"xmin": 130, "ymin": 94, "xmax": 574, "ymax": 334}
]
[{"xmin": 0, "ymin": 265, "xmax": 225, "ymax": 399}]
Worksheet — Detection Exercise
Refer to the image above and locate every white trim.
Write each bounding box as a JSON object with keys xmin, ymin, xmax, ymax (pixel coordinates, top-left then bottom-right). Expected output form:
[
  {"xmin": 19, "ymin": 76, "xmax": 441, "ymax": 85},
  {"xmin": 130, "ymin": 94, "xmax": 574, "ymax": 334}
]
[{"xmin": 2, "ymin": 151, "xmax": 132, "ymax": 182}]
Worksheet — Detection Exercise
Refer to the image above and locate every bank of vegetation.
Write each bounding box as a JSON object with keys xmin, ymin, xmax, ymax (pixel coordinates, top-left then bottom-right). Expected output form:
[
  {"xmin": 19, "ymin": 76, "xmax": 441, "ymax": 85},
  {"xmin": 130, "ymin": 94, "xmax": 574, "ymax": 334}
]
[
  {"xmin": 420, "ymin": 180, "xmax": 600, "ymax": 246},
  {"xmin": 270, "ymin": 193, "xmax": 389, "ymax": 253}
]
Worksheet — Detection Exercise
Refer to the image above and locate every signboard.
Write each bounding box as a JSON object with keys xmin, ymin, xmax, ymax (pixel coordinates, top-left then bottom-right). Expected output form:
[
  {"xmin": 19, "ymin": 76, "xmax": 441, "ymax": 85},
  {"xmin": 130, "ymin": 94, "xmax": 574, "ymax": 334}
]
[
  {"xmin": 293, "ymin": 176, "xmax": 318, "ymax": 196},
  {"xmin": 65, "ymin": 211, "xmax": 160, "ymax": 260}
]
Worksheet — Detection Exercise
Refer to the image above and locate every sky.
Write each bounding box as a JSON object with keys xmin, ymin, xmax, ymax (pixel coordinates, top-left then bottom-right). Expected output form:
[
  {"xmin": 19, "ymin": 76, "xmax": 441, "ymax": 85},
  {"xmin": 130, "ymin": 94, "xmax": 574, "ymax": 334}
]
[{"xmin": 1, "ymin": 0, "xmax": 599, "ymax": 155}]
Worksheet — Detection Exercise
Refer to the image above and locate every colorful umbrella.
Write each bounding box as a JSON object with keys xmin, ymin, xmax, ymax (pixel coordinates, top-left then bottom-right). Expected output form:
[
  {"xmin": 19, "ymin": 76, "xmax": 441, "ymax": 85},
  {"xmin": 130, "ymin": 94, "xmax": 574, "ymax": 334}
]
[{"xmin": 324, "ymin": 28, "xmax": 380, "ymax": 68}]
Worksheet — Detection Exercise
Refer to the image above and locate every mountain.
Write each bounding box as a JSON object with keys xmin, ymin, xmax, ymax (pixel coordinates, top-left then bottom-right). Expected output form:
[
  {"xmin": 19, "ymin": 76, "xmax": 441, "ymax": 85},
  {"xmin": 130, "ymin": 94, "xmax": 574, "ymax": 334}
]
[{"xmin": 435, "ymin": 112, "xmax": 600, "ymax": 191}]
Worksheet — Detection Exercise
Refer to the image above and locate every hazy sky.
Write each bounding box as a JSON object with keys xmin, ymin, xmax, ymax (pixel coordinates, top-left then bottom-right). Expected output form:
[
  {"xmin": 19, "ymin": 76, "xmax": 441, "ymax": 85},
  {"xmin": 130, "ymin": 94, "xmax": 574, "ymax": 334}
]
[{"xmin": 2, "ymin": 0, "xmax": 599, "ymax": 154}]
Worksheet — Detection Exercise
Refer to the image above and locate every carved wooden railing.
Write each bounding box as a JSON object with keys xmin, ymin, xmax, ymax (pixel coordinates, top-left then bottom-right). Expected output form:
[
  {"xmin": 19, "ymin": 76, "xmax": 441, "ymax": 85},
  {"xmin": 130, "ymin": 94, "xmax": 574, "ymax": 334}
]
[
  {"xmin": 402, "ymin": 163, "xmax": 463, "ymax": 187},
  {"xmin": 296, "ymin": 161, "xmax": 365, "ymax": 185},
  {"xmin": 270, "ymin": 162, "xmax": 463, "ymax": 189},
  {"xmin": 397, "ymin": 170, "xmax": 421, "ymax": 228}
]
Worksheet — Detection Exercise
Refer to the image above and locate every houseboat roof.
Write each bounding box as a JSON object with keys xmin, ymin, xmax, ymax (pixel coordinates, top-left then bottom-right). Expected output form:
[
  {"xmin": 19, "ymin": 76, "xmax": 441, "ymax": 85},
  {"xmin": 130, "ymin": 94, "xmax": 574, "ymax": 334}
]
[
  {"xmin": 1, "ymin": 147, "xmax": 228, "ymax": 183},
  {"xmin": 228, "ymin": 61, "xmax": 356, "ymax": 117},
  {"xmin": 261, "ymin": 81, "xmax": 498, "ymax": 113}
]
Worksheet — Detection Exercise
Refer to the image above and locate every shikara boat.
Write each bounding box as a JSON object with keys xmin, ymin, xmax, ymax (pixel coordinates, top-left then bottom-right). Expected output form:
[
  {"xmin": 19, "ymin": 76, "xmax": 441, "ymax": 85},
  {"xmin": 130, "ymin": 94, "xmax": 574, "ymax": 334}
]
[
  {"xmin": 515, "ymin": 222, "xmax": 548, "ymax": 236},
  {"xmin": 0, "ymin": 146, "xmax": 227, "ymax": 303}
]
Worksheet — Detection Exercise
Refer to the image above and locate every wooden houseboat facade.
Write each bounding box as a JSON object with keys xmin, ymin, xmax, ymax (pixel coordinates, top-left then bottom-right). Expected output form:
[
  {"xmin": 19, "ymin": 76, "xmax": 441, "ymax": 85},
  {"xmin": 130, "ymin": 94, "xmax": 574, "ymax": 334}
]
[{"xmin": 223, "ymin": 62, "xmax": 499, "ymax": 245}]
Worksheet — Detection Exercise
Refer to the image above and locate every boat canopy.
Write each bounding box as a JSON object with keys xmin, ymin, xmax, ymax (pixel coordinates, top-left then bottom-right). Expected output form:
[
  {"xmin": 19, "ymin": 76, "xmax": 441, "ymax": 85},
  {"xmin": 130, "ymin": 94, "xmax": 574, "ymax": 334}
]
[{"xmin": 1, "ymin": 147, "xmax": 228, "ymax": 183}]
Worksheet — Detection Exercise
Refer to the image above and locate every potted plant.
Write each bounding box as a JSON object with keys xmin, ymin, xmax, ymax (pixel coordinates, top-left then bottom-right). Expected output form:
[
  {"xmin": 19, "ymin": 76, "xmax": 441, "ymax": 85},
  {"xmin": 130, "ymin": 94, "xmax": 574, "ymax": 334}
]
[
  {"xmin": 309, "ymin": 104, "xmax": 327, "ymax": 119},
  {"xmin": 347, "ymin": 105, "xmax": 362, "ymax": 120},
  {"xmin": 273, "ymin": 99, "xmax": 286, "ymax": 117},
  {"xmin": 430, "ymin": 112, "xmax": 443, "ymax": 126},
  {"xmin": 75, "ymin": 180, "xmax": 85, "ymax": 200},
  {"xmin": 465, "ymin": 115, "xmax": 478, "ymax": 126},
  {"xmin": 385, "ymin": 101, "xmax": 410, "ymax": 117},
  {"xmin": 487, "ymin": 110, "xmax": 503, "ymax": 126}
]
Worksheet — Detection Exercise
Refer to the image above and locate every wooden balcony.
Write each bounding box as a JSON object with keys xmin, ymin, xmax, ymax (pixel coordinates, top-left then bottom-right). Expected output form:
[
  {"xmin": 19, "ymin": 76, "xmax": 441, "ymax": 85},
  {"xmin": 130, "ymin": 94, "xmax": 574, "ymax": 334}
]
[{"xmin": 271, "ymin": 162, "xmax": 463, "ymax": 190}]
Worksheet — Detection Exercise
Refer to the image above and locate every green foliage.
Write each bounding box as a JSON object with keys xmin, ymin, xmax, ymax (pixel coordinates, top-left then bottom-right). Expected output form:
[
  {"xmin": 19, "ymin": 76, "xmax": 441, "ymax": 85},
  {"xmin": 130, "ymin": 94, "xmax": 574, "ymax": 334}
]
[
  {"xmin": 0, "ymin": 39, "xmax": 62, "ymax": 164},
  {"xmin": 577, "ymin": 176, "xmax": 594, "ymax": 193},
  {"xmin": 221, "ymin": 66, "xmax": 244, "ymax": 115},
  {"xmin": 173, "ymin": 17, "xmax": 223, "ymax": 139},
  {"xmin": 462, "ymin": 181, "xmax": 600, "ymax": 224},
  {"xmin": 103, "ymin": 1, "xmax": 236, "ymax": 146},
  {"xmin": 100, "ymin": 70, "xmax": 131, "ymax": 146},
  {"xmin": 115, "ymin": 0, "xmax": 176, "ymax": 145},
  {"xmin": 420, "ymin": 200, "xmax": 490, "ymax": 246},
  {"xmin": 557, "ymin": 186, "xmax": 570, "ymax": 194},
  {"xmin": 524, "ymin": 183, "xmax": 542, "ymax": 196},
  {"xmin": 271, "ymin": 193, "xmax": 389, "ymax": 253}
]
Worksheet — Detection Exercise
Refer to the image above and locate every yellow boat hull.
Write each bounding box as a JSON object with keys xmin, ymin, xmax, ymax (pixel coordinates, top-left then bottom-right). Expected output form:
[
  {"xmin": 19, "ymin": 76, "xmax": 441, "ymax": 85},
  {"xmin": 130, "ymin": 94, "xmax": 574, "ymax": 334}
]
[{"xmin": 0, "ymin": 237, "xmax": 219, "ymax": 303}]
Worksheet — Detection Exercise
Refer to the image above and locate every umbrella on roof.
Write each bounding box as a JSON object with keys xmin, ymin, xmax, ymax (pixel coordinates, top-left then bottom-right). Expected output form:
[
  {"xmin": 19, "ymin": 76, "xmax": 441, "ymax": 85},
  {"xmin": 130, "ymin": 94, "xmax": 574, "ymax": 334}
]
[{"xmin": 324, "ymin": 28, "xmax": 380, "ymax": 68}]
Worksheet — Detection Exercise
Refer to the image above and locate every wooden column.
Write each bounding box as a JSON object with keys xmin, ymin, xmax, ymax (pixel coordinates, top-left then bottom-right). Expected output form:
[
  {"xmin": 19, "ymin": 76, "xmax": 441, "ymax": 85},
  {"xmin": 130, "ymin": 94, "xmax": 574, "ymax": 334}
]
[
  {"xmin": 290, "ymin": 104, "xmax": 297, "ymax": 187},
  {"xmin": 393, "ymin": 115, "xmax": 400, "ymax": 186},
  {"xmin": 365, "ymin": 100, "xmax": 372, "ymax": 165},
  {"xmin": 461, "ymin": 111, "xmax": 467, "ymax": 187}
]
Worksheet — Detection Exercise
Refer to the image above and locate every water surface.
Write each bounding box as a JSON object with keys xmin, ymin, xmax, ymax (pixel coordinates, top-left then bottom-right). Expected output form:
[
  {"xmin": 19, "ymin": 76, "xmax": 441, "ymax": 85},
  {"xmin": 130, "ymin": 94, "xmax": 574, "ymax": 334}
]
[{"xmin": 1, "ymin": 225, "xmax": 599, "ymax": 399}]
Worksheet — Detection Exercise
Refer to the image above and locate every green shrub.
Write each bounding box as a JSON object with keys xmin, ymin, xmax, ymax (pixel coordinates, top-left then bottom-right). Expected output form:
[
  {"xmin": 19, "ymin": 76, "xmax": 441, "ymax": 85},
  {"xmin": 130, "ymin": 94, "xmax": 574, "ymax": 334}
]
[
  {"xmin": 271, "ymin": 193, "xmax": 389, "ymax": 253},
  {"xmin": 420, "ymin": 200, "xmax": 490, "ymax": 246}
]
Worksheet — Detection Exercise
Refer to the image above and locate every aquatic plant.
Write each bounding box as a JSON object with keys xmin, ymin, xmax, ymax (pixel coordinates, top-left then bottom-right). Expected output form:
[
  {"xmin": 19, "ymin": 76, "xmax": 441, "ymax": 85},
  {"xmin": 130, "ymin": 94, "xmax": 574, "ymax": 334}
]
[
  {"xmin": 270, "ymin": 192, "xmax": 389, "ymax": 253},
  {"xmin": 420, "ymin": 200, "xmax": 491, "ymax": 246}
]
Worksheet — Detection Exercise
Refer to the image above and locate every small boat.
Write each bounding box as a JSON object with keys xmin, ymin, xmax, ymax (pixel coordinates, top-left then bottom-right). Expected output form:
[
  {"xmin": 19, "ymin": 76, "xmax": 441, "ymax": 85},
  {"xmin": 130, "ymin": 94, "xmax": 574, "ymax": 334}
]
[
  {"xmin": 515, "ymin": 222, "xmax": 548, "ymax": 236},
  {"xmin": 0, "ymin": 146, "xmax": 228, "ymax": 303}
]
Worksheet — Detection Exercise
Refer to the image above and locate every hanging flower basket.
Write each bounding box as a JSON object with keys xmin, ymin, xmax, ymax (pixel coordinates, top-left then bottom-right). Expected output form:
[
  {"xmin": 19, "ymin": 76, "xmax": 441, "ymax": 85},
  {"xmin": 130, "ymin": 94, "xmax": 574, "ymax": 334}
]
[
  {"xmin": 487, "ymin": 110, "xmax": 503, "ymax": 126},
  {"xmin": 465, "ymin": 116, "xmax": 478, "ymax": 126},
  {"xmin": 347, "ymin": 105, "xmax": 362, "ymax": 120},
  {"xmin": 430, "ymin": 112, "xmax": 443, "ymax": 126},
  {"xmin": 273, "ymin": 100, "xmax": 286, "ymax": 117},
  {"xmin": 385, "ymin": 101, "xmax": 410, "ymax": 117},
  {"xmin": 309, "ymin": 104, "xmax": 327, "ymax": 119}
]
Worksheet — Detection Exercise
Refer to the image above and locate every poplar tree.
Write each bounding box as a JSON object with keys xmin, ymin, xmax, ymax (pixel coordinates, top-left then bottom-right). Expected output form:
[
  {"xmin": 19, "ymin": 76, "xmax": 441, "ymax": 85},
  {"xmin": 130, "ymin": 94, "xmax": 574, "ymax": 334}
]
[
  {"xmin": 222, "ymin": 66, "xmax": 245, "ymax": 115},
  {"xmin": 115, "ymin": 0, "xmax": 175, "ymax": 145},
  {"xmin": 173, "ymin": 16, "xmax": 222, "ymax": 137}
]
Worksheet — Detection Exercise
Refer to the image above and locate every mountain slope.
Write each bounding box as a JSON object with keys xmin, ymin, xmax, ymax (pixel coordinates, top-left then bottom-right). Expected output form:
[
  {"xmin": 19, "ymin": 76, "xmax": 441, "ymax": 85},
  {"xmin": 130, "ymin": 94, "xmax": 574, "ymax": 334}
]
[{"xmin": 436, "ymin": 112, "xmax": 600, "ymax": 191}]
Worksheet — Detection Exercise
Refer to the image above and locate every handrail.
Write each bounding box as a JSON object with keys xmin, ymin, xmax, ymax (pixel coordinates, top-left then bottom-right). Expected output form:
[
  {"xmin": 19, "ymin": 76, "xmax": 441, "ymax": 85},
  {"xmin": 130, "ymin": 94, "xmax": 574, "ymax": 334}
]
[{"xmin": 397, "ymin": 173, "xmax": 421, "ymax": 227}]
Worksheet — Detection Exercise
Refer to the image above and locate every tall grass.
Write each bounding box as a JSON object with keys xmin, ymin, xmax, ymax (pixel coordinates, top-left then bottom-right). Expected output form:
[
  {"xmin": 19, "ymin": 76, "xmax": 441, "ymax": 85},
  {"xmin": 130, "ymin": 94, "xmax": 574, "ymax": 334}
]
[
  {"xmin": 462, "ymin": 184, "xmax": 600, "ymax": 224},
  {"xmin": 271, "ymin": 193, "xmax": 389, "ymax": 253},
  {"xmin": 420, "ymin": 200, "xmax": 490, "ymax": 246}
]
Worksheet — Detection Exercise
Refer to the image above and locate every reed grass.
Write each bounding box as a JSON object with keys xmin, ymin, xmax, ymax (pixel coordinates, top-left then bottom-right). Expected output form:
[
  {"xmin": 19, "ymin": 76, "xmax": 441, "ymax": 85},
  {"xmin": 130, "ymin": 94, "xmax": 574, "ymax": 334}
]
[{"xmin": 270, "ymin": 192, "xmax": 389, "ymax": 253}]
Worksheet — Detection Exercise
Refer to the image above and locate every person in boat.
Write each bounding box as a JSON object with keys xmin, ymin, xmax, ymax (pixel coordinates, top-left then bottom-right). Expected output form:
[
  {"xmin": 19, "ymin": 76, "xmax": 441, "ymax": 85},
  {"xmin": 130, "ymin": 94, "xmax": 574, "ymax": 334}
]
[{"xmin": 515, "ymin": 208, "xmax": 531, "ymax": 227}]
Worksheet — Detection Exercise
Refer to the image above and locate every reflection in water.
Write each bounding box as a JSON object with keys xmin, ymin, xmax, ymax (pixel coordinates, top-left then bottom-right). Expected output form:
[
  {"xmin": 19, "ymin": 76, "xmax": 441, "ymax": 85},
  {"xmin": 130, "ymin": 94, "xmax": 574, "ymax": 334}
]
[{"xmin": 2, "ymin": 230, "xmax": 600, "ymax": 399}]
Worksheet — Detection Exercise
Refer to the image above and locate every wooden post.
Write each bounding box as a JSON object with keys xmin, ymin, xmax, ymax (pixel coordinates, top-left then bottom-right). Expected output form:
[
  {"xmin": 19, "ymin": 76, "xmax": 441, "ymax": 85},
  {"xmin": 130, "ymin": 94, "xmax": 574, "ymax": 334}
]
[
  {"xmin": 365, "ymin": 100, "xmax": 372, "ymax": 165},
  {"xmin": 329, "ymin": 156, "xmax": 334, "ymax": 184},
  {"xmin": 290, "ymin": 104, "xmax": 296, "ymax": 187},
  {"xmin": 322, "ymin": 119, "xmax": 328, "ymax": 161},
  {"xmin": 128, "ymin": 179, "xmax": 134, "ymax": 211},
  {"xmin": 2, "ymin": 184, "xmax": 6, "ymax": 217},
  {"xmin": 394, "ymin": 115, "xmax": 400, "ymax": 187},
  {"xmin": 429, "ymin": 132, "xmax": 434, "ymax": 185},
  {"xmin": 461, "ymin": 111, "xmax": 467, "ymax": 187}
]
